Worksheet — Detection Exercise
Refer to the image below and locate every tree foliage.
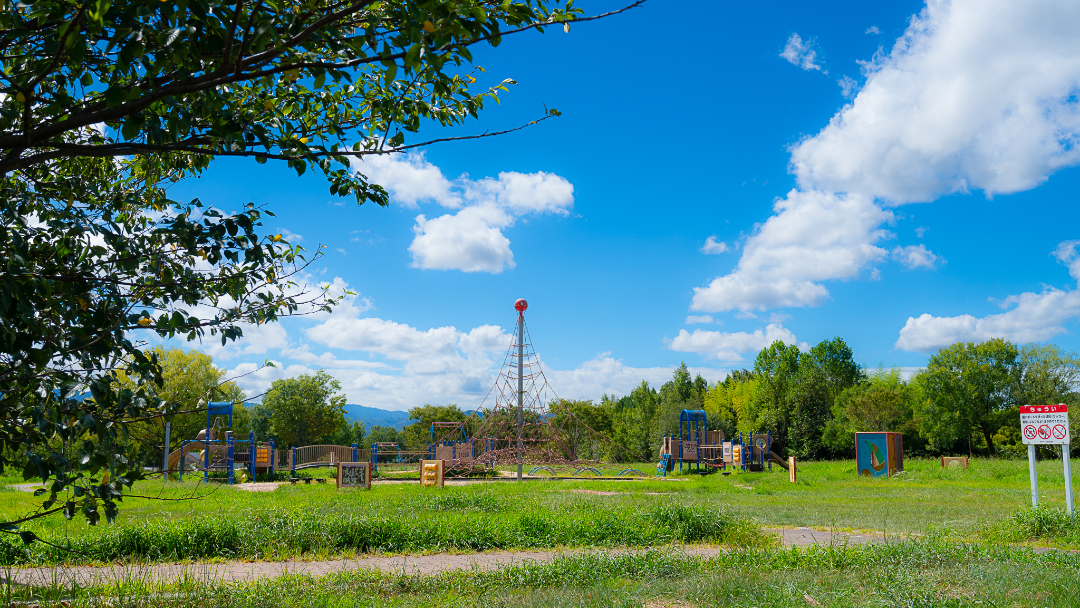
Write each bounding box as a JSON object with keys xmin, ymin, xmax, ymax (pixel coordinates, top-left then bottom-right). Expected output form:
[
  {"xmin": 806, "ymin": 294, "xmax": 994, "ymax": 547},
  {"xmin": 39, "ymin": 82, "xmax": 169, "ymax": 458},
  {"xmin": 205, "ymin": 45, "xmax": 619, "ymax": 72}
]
[
  {"xmin": 117, "ymin": 346, "xmax": 244, "ymax": 460},
  {"xmin": 0, "ymin": 0, "xmax": 627, "ymax": 532},
  {"xmin": 399, "ymin": 404, "xmax": 471, "ymax": 451},
  {"xmin": 914, "ymin": 339, "xmax": 1020, "ymax": 455},
  {"xmin": 263, "ymin": 370, "xmax": 346, "ymax": 447}
]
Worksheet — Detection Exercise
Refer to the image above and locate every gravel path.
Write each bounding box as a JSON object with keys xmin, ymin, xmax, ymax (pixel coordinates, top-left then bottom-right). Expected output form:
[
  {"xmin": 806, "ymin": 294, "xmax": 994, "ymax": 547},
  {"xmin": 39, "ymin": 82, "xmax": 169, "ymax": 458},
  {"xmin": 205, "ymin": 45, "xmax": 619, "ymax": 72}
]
[{"xmin": 5, "ymin": 527, "xmax": 888, "ymax": 588}]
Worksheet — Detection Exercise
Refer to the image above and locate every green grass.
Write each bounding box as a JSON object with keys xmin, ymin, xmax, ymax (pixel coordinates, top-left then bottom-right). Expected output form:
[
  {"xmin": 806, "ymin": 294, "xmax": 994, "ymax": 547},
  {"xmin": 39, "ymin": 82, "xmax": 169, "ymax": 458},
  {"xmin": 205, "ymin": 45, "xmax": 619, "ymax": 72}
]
[
  {"xmin": 0, "ymin": 482, "xmax": 764, "ymax": 565},
  {"xmin": 1, "ymin": 457, "xmax": 1077, "ymax": 565},
  {"xmin": 7, "ymin": 538, "xmax": 1080, "ymax": 606}
]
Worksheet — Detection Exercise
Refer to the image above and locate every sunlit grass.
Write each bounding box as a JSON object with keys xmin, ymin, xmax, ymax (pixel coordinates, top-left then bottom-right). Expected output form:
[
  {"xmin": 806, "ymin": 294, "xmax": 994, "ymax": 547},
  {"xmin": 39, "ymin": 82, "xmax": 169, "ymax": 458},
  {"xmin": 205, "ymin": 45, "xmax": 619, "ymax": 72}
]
[
  {"xmin": 1, "ymin": 457, "xmax": 1077, "ymax": 566},
  {"xmin": 7, "ymin": 538, "xmax": 1080, "ymax": 607}
]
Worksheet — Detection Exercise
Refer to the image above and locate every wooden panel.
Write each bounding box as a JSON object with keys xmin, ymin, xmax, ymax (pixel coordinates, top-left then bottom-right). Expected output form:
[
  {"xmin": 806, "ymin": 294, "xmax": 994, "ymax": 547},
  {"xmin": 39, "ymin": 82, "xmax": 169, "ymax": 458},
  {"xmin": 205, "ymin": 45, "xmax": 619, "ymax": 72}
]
[{"xmin": 682, "ymin": 440, "xmax": 698, "ymax": 461}]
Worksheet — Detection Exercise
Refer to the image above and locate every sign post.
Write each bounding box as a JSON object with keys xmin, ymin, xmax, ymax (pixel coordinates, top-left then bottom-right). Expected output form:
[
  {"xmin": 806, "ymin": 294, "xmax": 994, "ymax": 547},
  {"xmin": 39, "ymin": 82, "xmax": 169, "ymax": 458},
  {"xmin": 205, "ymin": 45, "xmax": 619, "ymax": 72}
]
[{"xmin": 1020, "ymin": 404, "xmax": 1073, "ymax": 515}]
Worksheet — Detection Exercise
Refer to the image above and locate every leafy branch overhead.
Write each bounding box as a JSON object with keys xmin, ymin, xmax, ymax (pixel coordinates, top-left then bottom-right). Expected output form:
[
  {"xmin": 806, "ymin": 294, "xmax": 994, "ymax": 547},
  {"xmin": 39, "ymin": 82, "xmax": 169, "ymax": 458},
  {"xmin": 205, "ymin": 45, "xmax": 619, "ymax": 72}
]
[
  {"xmin": 0, "ymin": 0, "xmax": 644, "ymax": 536},
  {"xmin": 0, "ymin": 0, "xmax": 639, "ymax": 200}
]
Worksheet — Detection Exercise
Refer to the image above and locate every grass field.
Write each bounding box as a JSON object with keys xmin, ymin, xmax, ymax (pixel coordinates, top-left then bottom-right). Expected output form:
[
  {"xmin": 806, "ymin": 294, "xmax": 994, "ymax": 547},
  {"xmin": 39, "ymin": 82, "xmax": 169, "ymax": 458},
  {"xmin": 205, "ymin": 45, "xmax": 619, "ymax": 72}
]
[
  {"xmin": 7, "ymin": 539, "xmax": 1080, "ymax": 607},
  {"xmin": 2, "ymin": 457, "xmax": 1079, "ymax": 605}
]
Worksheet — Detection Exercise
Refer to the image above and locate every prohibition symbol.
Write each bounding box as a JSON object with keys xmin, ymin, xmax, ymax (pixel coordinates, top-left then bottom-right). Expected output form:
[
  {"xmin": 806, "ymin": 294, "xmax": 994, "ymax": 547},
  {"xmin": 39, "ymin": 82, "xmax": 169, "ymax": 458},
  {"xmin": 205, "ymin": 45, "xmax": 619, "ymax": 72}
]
[
  {"xmin": 1038, "ymin": 425, "xmax": 1052, "ymax": 440},
  {"xmin": 1024, "ymin": 425, "xmax": 1038, "ymax": 440},
  {"xmin": 1053, "ymin": 424, "xmax": 1068, "ymax": 440}
]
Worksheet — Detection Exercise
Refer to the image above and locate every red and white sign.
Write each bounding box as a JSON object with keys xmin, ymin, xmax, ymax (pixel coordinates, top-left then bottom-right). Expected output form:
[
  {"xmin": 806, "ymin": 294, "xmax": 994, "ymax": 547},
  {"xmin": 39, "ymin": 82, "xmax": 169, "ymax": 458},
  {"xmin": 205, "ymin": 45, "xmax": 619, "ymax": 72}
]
[{"xmin": 1020, "ymin": 405, "xmax": 1070, "ymax": 445}]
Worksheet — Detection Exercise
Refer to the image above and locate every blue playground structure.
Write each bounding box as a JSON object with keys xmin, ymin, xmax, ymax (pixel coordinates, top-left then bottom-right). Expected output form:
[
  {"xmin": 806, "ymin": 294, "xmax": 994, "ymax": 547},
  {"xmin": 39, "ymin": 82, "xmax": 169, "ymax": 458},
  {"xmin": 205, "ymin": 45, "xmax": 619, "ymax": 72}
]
[
  {"xmin": 176, "ymin": 401, "xmax": 277, "ymax": 483},
  {"xmin": 659, "ymin": 409, "xmax": 777, "ymax": 474}
]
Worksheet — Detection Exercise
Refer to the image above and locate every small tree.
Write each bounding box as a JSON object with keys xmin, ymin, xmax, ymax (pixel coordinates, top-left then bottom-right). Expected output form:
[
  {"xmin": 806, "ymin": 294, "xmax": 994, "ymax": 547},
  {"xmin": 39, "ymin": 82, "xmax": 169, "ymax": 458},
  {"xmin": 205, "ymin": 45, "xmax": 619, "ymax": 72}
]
[
  {"xmin": 263, "ymin": 371, "xmax": 347, "ymax": 447},
  {"xmin": 117, "ymin": 347, "xmax": 245, "ymax": 463},
  {"xmin": 915, "ymin": 339, "xmax": 1020, "ymax": 455},
  {"xmin": 363, "ymin": 425, "xmax": 402, "ymax": 446},
  {"xmin": 400, "ymin": 404, "xmax": 470, "ymax": 451}
]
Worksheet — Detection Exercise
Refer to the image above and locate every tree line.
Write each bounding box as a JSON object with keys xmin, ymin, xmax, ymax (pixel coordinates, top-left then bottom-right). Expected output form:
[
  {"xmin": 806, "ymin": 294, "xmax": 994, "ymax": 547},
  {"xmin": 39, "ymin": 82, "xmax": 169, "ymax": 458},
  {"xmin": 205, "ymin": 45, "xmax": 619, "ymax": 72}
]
[
  {"xmin": 95, "ymin": 337, "xmax": 1080, "ymax": 470},
  {"xmin": 532, "ymin": 337, "xmax": 1080, "ymax": 461}
]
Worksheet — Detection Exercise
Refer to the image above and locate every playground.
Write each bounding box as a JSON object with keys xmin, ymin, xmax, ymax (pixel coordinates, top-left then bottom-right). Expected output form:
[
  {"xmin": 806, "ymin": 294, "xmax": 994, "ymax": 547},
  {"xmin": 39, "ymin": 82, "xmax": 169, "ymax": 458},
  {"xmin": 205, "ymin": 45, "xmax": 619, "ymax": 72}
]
[{"xmin": 5, "ymin": 302, "xmax": 1079, "ymax": 606}]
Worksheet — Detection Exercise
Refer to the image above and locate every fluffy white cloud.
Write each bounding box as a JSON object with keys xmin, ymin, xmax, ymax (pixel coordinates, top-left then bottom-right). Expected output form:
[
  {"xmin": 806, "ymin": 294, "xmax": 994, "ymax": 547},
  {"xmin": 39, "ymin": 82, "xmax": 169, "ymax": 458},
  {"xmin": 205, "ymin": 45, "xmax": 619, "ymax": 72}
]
[
  {"xmin": 352, "ymin": 150, "xmax": 458, "ymax": 208},
  {"xmin": 895, "ymin": 240, "xmax": 1080, "ymax": 351},
  {"xmin": 892, "ymin": 244, "xmax": 942, "ymax": 269},
  {"xmin": 546, "ymin": 355, "xmax": 724, "ymax": 401},
  {"xmin": 780, "ymin": 34, "xmax": 823, "ymax": 71},
  {"xmin": 354, "ymin": 153, "xmax": 573, "ymax": 273},
  {"xmin": 691, "ymin": 190, "xmax": 893, "ymax": 312},
  {"xmin": 410, "ymin": 204, "xmax": 515, "ymax": 273},
  {"xmin": 667, "ymin": 323, "xmax": 805, "ymax": 362},
  {"xmin": 837, "ymin": 76, "xmax": 859, "ymax": 98},
  {"xmin": 700, "ymin": 236, "xmax": 729, "ymax": 255},
  {"xmin": 696, "ymin": 0, "xmax": 1080, "ymax": 315},
  {"xmin": 1053, "ymin": 240, "xmax": 1080, "ymax": 280},
  {"xmin": 791, "ymin": 0, "xmax": 1080, "ymax": 203},
  {"xmin": 895, "ymin": 289, "xmax": 1080, "ymax": 351}
]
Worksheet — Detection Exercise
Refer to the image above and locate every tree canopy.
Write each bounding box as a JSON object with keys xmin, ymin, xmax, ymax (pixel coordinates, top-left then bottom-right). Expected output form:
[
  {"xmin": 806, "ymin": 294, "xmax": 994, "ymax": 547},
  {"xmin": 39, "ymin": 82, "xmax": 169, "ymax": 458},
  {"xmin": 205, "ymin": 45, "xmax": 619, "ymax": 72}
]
[
  {"xmin": 0, "ymin": 0, "xmax": 634, "ymax": 533},
  {"xmin": 263, "ymin": 370, "xmax": 347, "ymax": 447}
]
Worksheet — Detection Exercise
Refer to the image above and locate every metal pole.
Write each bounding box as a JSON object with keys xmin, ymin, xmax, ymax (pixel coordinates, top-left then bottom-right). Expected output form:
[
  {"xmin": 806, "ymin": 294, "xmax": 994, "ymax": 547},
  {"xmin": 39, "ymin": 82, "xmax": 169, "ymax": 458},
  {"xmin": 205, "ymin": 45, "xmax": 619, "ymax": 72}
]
[
  {"xmin": 1028, "ymin": 443, "xmax": 1040, "ymax": 508},
  {"xmin": 517, "ymin": 310, "xmax": 524, "ymax": 481},
  {"xmin": 162, "ymin": 421, "xmax": 171, "ymax": 479},
  {"xmin": 1063, "ymin": 444, "xmax": 1074, "ymax": 516}
]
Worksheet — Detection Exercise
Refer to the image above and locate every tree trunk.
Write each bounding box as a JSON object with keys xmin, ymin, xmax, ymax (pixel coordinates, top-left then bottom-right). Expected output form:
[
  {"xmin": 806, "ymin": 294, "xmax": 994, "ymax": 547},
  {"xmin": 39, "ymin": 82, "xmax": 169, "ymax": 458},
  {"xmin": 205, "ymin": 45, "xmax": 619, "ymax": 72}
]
[{"xmin": 983, "ymin": 424, "xmax": 996, "ymax": 456}]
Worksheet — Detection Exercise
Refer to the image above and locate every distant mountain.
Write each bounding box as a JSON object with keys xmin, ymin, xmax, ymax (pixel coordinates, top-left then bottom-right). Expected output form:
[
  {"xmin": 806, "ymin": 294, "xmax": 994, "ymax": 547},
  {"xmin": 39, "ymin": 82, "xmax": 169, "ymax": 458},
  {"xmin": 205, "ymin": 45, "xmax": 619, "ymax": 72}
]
[{"xmin": 343, "ymin": 404, "xmax": 413, "ymax": 430}]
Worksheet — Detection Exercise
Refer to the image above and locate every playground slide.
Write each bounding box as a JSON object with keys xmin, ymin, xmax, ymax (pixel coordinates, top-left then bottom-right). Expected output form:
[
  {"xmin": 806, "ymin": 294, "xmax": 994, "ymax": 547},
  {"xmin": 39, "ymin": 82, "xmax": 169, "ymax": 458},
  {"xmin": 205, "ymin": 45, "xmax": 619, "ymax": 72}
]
[
  {"xmin": 166, "ymin": 441, "xmax": 212, "ymax": 471},
  {"xmin": 769, "ymin": 451, "xmax": 788, "ymax": 470}
]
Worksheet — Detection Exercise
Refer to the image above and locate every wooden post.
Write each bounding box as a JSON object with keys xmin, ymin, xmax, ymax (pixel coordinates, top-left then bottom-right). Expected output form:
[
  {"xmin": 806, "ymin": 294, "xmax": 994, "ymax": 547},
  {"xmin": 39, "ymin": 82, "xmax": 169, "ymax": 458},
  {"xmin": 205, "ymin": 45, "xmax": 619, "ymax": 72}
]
[{"xmin": 788, "ymin": 457, "xmax": 796, "ymax": 483}]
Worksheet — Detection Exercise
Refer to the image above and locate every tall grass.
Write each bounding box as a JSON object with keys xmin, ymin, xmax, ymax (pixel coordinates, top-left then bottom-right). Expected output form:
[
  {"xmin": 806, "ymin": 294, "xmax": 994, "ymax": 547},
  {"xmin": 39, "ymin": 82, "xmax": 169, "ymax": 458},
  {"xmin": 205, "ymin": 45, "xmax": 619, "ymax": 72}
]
[
  {"xmin": 9, "ymin": 538, "xmax": 1080, "ymax": 607},
  {"xmin": 0, "ymin": 498, "xmax": 764, "ymax": 565}
]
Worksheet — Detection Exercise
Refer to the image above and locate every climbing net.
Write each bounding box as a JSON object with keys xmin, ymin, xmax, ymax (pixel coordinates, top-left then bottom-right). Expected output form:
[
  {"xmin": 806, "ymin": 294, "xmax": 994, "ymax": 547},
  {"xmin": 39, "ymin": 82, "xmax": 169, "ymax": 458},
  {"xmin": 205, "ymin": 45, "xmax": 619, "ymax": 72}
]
[{"xmin": 442, "ymin": 318, "xmax": 643, "ymax": 477}]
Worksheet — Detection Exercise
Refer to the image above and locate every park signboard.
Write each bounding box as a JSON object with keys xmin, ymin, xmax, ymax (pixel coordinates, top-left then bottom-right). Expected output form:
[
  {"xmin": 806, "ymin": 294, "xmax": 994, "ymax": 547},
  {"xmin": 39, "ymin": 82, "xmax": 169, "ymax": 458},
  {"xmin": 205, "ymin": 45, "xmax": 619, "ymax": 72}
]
[
  {"xmin": 1020, "ymin": 405, "xmax": 1070, "ymax": 445},
  {"xmin": 1020, "ymin": 404, "xmax": 1073, "ymax": 515},
  {"xmin": 336, "ymin": 462, "xmax": 371, "ymax": 489}
]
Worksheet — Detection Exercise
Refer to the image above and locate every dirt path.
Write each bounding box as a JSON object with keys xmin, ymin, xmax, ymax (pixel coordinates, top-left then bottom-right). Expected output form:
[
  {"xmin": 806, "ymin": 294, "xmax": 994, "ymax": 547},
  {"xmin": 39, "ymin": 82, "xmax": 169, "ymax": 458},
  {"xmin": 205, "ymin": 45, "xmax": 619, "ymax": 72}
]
[{"xmin": 5, "ymin": 527, "xmax": 888, "ymax": 588}]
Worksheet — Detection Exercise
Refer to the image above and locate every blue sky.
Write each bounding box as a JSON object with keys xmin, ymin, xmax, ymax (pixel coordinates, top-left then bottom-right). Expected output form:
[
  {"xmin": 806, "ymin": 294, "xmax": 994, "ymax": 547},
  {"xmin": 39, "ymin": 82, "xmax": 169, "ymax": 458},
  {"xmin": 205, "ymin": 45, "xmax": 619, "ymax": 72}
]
[{"xmin": 168, "ymin": 0, "xmax": 1080, "ymax": 411}]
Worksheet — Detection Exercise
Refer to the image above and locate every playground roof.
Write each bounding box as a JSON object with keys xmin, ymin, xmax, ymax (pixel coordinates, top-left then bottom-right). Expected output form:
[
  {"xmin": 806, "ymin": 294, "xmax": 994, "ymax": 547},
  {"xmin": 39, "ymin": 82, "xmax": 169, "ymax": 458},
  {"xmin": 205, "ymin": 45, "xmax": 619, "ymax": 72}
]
[{"xmin": 679, "ymin": 409, "xmax": 707, "ymax": 424}]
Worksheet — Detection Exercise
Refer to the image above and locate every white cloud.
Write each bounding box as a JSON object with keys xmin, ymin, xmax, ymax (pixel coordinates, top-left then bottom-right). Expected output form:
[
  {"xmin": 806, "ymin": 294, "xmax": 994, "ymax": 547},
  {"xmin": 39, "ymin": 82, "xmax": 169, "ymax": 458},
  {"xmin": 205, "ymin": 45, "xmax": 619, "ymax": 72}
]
[
  {"xmin": 275, "ymin": 229, "xmax": 303, "ymax": 243},
  {"xmin": 837, "ymin": 75, "xmax": 859, "ymax": 98},
  {"xmin": 667, "ymin": 323, "xmax": 806, "ymax": 362},
  {"xmin": 866, "ymin": 26, "xmax": 882, "ymax": 35},
  {"xmin": 892, "ymin": 244, "xmax": 942, "ymax": 269},
  {"xmin": 895, "ymin": 239, "xmax": 1080, "ymax": 351},
  {"xmin": 700, "ymin": 236, "xmax": 729, "ymax": 255},
  {"xmin": 1053, "ymin": 240, "xmax": 1080, "ymax": 280},
  {"xmin": 695, "ymin": 0, "xmax": 1080, "ymax": 315},
  {"xmin": 409, "ymin": 204, "xmax": 515, "ymax": 273},
  {"xmin": 691, "ymin": 190, "xmax": 893, "ymax": 312},
  {"xmin": 895, "ymin": 289, "xmax": 1080, "ymax": 351},
  {"xmin": 200, "ymin": 322, "xmax": 291, "ymax": 359},
  {"xmin": 685, "ymin": 315, "xmax": 714, "ymax": 324},
  {"xmin": 545, "ymin": 355, "xmax": 724, "ymax": 401},
  {"xmin": 780, "ymin": 34, "xmax": 824, "ymax": 72},
  {"xmin": 791, "ymin": 0, "xmax": 1080, "ymax": 204},
  {"xmin": 352, "ymin": 150, "xmax": 458, "ymax": 208},
  {"xmin": 354, "ymin": 153, "xmax": 573, "ymax": 274}
]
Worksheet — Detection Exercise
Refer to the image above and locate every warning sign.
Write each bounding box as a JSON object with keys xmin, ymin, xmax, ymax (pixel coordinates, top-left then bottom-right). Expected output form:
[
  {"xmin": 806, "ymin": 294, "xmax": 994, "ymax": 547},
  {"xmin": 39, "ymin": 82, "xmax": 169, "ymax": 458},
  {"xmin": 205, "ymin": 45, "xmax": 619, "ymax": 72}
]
[{"xmin": 1020, "ymin": 405, "xmax": 1070, "ymax": 445}]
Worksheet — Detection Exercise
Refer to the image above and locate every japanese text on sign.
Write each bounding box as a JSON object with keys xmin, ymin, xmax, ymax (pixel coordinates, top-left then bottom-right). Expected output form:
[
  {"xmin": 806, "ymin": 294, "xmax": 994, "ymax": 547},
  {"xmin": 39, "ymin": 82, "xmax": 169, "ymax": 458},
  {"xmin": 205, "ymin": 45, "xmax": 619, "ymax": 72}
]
[{"xmin": 1020, "ymin": 405, "xmax": 1070, "ymax": 445}]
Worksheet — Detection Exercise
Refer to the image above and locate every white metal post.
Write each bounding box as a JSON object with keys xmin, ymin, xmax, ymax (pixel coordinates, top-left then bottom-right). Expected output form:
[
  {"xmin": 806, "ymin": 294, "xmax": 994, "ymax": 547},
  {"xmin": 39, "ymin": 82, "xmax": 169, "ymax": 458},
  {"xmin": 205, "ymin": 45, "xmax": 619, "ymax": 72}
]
[
  {"xmin": 1063, "ymin": 445, "xmax": 1074, "ymax": 515},
  {"xmin": 162, "ymin": 421, "xmax": 172, "ymax": 479},
  {"xmin": 1028, "ymin": 443, "xmax": 1039, "ymax": 508},
  {"xmin": 516, "ymin": 311, "xmax": 524, "ymax": 482}
]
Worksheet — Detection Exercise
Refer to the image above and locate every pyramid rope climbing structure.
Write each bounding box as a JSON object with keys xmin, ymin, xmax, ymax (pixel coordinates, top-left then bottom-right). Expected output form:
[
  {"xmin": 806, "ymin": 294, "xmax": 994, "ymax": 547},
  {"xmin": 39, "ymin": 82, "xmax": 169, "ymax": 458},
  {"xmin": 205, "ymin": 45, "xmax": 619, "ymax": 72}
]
[{"xmin": 438, "ymin": 299, "xmax": 644, "ymax": 479}]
